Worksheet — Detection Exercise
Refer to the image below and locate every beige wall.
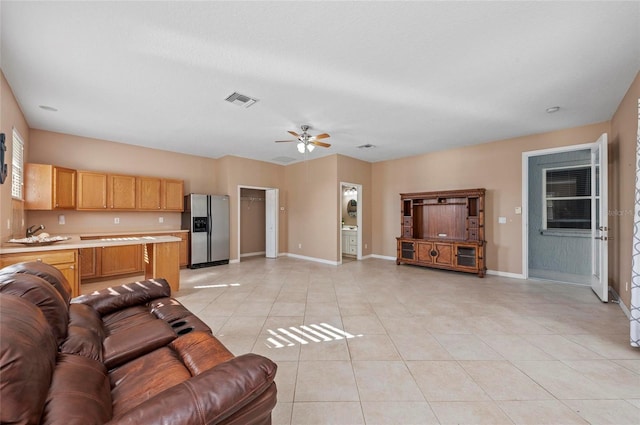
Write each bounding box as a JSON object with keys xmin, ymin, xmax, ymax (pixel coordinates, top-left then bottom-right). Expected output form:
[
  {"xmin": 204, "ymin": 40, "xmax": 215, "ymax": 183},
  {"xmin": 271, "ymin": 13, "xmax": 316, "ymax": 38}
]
[
  {"xmin": 0, "ymin": 71, "xmax": 30, "ymax": 242},
  {"xmin": 285, "ymin": 155, "xmax": 339, "ymax": 262},
  {"xmin": 24, "ymin": 129, "xmax": 219, "ymax": 235},
  {"xmin": 372, "ymin": 121, "xmax": 610, "ymax": 276},
  {"xmin": 609, "ymin": 71, "xmax": 639, "ymax": 308}
]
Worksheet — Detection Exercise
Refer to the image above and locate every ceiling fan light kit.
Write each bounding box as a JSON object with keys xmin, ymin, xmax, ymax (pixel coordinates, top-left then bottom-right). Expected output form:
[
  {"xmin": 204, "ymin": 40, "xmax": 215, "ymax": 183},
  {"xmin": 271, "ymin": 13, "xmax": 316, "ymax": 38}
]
[{"xmin": 276, "ymin": 124, "xmax": 331, "ymax": 154}]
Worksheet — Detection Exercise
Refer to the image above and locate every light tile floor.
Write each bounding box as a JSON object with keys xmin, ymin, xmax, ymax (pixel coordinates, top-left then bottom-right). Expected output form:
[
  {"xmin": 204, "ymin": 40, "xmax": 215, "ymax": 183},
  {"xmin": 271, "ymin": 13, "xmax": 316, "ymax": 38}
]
[{"xmin": 85, "ymin": 256, "xmax": 640, "ymax": 425}]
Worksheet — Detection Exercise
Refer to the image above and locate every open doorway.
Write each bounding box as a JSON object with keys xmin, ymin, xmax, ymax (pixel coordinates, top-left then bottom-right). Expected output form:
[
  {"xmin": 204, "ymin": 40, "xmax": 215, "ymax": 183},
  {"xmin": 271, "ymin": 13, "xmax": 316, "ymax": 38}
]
[
  {"xmin": 340, "ymin": 182, "xmax": 362, "ymax": 264},
  {"xmin": 237, "ymin": 186, "xmax": 279, "ymax": 261},
  {"xmin": 522, "ymin": 134, "xmax": 609, "ymax": 301}
]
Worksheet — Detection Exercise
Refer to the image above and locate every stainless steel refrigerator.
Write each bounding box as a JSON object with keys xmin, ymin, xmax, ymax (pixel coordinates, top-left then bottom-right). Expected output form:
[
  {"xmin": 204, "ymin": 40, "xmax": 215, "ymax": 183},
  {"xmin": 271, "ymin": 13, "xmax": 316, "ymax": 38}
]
[{"xmin": 181, "ymin": 194, "xmax": 230, "ymax": 268}]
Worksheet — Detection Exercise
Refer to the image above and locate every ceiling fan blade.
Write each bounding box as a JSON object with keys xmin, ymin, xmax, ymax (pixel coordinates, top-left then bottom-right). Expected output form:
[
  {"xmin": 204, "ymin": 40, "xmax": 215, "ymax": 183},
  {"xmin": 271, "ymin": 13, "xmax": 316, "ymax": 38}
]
[
  {"xmin": 288, "ymin": 130, "xmax": 301, "ymax": 138},
  {"xmin": 311, "ymin": 141, "xmax": 331, "ymax": 148},
  {"xmin": 275, "ymin": 140, "xmax": 297, "ymax": 143},
  {"xmin": 312, "ymin": 133, "xmax": 330, "ymax": 140}
]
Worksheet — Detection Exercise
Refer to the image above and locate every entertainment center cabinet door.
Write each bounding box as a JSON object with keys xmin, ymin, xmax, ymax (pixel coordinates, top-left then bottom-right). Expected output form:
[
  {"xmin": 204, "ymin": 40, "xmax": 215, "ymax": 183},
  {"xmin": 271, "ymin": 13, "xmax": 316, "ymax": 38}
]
[
  {"xmin": 454, "ymin": 243, "xmax": 479, "ymax": 271},
  {"xmin": 433, "ymin": 242, "xmax": 453, "ymax": 266},
  {"xmin": 416, "ymin": 241, "xmax": 434, "ymax": 263}
]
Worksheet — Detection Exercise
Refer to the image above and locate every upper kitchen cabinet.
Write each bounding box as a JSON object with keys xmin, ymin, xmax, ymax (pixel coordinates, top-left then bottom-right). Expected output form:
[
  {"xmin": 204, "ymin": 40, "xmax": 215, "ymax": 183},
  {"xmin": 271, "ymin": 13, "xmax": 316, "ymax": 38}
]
[
  {"xmin": 108, "ymin": 174, "xmax": 137, "ymax": 210},
  {"xmin": 137, "ymin": 176, "xmax": 162, "ymax": 210},
  {"xmin": 25, "ymin": 163, "xmax": 77, "ymax": 210},
  {"xmin": 137, "ymin": 177, "xmax": 184, "ymax": 211},
  {"xmin": 77, "ymin": 171, "xmax": 108, "ymax": 209},
  {"xmin": 77, "ymin": 171, "xmax": 137, "ymax": 210},
  {"xmin": 162, "ymin": 179, "xmax": 184, "ymax": 211}
]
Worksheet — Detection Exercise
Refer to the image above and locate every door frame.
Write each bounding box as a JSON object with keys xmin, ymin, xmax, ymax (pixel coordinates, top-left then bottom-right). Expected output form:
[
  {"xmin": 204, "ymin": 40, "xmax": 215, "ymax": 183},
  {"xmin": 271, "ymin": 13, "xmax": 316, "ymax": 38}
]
[
  {"xmin": 237, "ymin": 185, "xmax": 279, "ymax": 261},
  {"xmin": 339, "ymin": 181, "xmax": 362, "ymax": 263},
  {"xmin": 521, "ymin": 140, "xmax": 605, "ymax": 282}
]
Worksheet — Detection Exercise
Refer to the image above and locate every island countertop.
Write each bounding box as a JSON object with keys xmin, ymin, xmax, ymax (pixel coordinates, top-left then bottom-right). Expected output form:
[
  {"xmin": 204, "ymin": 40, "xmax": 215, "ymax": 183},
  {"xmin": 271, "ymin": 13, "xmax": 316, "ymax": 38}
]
[{"xmin": 0, "ymin": 234, "xmax": 181, "ymax": 255}]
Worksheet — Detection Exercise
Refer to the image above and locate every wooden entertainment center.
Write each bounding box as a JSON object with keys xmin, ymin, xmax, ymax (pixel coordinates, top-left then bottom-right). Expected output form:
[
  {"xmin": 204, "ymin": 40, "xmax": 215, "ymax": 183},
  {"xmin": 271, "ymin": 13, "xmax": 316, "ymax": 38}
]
[{"xmin": 396, "ymin": 188, "xmax": 486, "ymax": 277}]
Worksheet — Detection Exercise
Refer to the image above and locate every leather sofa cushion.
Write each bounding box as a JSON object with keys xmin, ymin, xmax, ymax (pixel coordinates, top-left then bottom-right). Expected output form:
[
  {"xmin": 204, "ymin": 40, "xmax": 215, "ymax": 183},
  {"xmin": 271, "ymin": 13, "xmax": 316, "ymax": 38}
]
[
  {"xmin": 0, "ymin": 294, "xmax": 58, "ymax": 425},
  {"xmin": 60, "ymin": 304, "xmax": 106, "ymax": 362},
  {"xmin": 108, "ymin": 354, "xmax": 277, "ymax": 425},
  {"xmin": 110, "ymin": 346, "xmax": 192, "ymax": 417},
  {"xmin": 0, "ymin": 261, "xmax": 72, "ymax": 304},
  {"xmin": 72, "ymin": 278, "xmax": 171, "ymax": 315},
  {"xmin": 102, "ymin": 305, "xmax": 156, "ymax": 335},
  {"xmin": 170, "ymin": 331, "xmax": 234, "ymax": 376},
  {"xmin": 0, "ymin": 273, "xmax": 69, "ymax": 345},
  {"xmin": 42, "ymin": 354, "xmax": 112, "ymax": 425},
  {"xmin": 103, "ymin": 319, "xmax": 176, "ymax": 370}
]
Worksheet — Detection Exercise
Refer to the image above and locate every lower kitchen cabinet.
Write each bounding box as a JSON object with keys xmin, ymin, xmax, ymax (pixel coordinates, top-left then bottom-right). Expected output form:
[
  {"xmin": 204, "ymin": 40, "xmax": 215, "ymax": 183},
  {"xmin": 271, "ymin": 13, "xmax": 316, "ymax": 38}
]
[
  {"xmin": 79, "ymin": 232, "xmax": 188, "ymax": 282},
  {"xmin": 0, "ymin": 249, "xmax": 79, "ymax": 297}
]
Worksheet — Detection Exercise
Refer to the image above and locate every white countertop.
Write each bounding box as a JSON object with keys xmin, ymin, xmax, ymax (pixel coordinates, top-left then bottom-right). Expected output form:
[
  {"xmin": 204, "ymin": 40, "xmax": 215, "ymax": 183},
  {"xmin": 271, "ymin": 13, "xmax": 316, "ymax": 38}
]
[{"xmin": 0, "ymin": 234, "xmax": 181, "ymax": 254}]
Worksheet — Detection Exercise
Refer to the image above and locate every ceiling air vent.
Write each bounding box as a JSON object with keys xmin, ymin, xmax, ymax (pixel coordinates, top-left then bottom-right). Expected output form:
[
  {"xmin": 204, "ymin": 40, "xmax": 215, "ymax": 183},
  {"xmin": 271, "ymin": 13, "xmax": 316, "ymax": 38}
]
[
  {"xmin": 357, "ymin": 143, "xmax": 376, "ymax": 149},
  {"xmin": 225, "ymin": 92, "xmax": 258, "ymax": 108}
]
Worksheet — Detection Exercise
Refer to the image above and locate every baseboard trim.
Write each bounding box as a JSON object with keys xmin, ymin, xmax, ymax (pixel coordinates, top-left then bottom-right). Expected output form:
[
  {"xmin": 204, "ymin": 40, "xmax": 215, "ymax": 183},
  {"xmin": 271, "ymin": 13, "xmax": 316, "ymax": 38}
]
[
  {"xmin": 609, "ymin": 286, "xmax": 631, "ymax": 319},
  {"xmin": 486, "ymin": 270, "xmax": 525, "ymax": 279},
  {"xmin": 370, "ymin": 254, "xmax": 396, "ymax": 261},
  {"xmin": 240, "ymin": 251, "xmax": 266, "ymax": 258},
  {"xmin": 285, "ymin": 253, "xmax": 340, "ymax": 266}
]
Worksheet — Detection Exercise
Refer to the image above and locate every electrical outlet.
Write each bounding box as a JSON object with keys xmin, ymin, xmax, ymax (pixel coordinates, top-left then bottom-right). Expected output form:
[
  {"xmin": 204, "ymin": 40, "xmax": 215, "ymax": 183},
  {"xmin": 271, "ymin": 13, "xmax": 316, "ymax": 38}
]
[
  {"xmin": 498, "ymin": 217, "xmax": 507, "ymax": 224},
  {"xmin": 298, "ymin": 243, "xmax": 302, "ymax": 249},
  {"xmin": 626, "ymin": 281, "xmax": 629, "ymax": 291},
  {"xmin": 114, "ymin": 217, "xmax": 120, "ymax": 224},
  {"xmin": 58, "ymin": 215, "xmax": 65, "ymax": 225},
  {"xmin": 6, "ymin": 219, "xmax": 10, "ymax": 230},
  {"xmin": 365, "ymin": 243, "xmax": 368, "ymax": 249},
  {"xmin": 159, "ymin": 217, "xmax": 164, "ymax": 223}
]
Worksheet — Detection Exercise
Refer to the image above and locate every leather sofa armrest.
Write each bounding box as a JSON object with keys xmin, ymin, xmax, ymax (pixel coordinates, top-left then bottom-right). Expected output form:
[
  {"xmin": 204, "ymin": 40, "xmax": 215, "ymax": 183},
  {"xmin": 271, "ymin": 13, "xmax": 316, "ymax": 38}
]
[
  {"xmin": 103, "ymin": 320, "xmax": 176, "ymax": 370},
  {"xmin": 72, "ymin": 279, "xmax": 171, "ymax": 315},
  {"xmin": 107, "ymin": 353, "xmax": 277, "ymax": 425}
]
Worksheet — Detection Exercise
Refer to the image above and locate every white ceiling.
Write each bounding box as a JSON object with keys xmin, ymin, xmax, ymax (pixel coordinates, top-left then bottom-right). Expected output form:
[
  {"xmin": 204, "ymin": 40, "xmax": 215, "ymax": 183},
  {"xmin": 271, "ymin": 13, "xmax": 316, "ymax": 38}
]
[{"xmin": 1, "ymin": 1, "xmax": 638, "ymax": 165}]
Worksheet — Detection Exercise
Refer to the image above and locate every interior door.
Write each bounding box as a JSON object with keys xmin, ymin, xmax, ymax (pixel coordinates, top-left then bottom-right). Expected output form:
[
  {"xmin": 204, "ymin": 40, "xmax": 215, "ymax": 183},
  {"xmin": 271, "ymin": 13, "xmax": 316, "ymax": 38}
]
[
  {"xmin": 265, "ymin": 189, "xmax": 278, "ymax": 258},
  {"xmin": 591, "ymin": 133, "xmax": 608, "ymax": 302}
]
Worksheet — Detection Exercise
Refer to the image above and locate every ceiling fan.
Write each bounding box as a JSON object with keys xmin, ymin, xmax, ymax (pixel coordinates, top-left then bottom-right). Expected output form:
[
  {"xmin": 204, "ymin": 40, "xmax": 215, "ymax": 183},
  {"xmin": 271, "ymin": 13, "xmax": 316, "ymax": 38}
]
[{"xmin": 275, "ymin": 124, "xmax": 331, "ymax": 153}]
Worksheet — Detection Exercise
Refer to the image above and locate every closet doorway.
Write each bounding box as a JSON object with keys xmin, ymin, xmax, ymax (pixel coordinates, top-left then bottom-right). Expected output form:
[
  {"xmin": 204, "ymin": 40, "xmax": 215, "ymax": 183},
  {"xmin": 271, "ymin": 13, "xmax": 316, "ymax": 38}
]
[{"xmin": 237, "ymin": 186, "xmax": 279, "ymax": 261}]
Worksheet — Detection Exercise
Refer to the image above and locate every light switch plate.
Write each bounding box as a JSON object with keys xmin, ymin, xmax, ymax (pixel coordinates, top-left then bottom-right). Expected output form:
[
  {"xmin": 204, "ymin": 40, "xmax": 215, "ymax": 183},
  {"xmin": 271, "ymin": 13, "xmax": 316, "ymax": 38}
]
[
  {"xmin": 515, "ymin": 207, "xmax": 522, "ymax": 214},
  {"xmin": 498, "ymin": 216, "xmax": 507, "ymax": 224}
]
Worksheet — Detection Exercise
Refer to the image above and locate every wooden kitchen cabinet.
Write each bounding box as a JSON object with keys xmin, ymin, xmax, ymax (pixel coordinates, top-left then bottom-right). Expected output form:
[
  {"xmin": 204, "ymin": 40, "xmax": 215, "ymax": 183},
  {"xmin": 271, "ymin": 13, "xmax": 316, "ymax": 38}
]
[
  {"xmin": 171, "ymin": 232, "xmax": 188, "ymax": 267},
  {"xmin": 0, "ymin": 249, "xmax": 79, "ymax": 297},
  {"xmin": 137, "ymin": 177, "xmax": 184, "ymax": 211},
  {"xmin": 396, "ymin": 188, "xmax": 486, "ymax": 277},
  {"xmin": 108, "ymin": 174, "xmax": 137, "ymax": 209},
  {"xmin": 78, "ymin": 171, "xmax": 138, "ymax": 210},
  {"xmin": 79, "ymin": 247, "xmax": 100, "ymax": 279},
  {"xmin": 100, "ymin": 244, "xmax": 143, "ymax": 276},
  {"xmin": 79, "ymin": 238, "xmax": 143, "ymax": 278},
  {"xmin": 162, "ymin": 179, "xmax": 184, "ymax": 211},
  {"xmin": 137, "ymin": 176, "xmax": 162, "ymax": 210},
  {"xmin": 25, "ymin": 163, "xmax": 77, "ymax": 210},
  {"xmin": 77, "ymin": 171, "xmax": 108, "ymax": 209}
]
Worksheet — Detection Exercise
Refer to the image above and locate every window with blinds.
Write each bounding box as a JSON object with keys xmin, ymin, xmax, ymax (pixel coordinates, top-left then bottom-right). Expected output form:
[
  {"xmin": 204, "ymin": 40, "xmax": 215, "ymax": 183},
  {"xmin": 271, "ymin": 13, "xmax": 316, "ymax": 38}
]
[
  {"xmin": 11, "ymin": 129, "xmax": 24, "ymax": 200},
  {"xmin": 544, "ymin": 166, "xmax": 591, "ymax": 229}
]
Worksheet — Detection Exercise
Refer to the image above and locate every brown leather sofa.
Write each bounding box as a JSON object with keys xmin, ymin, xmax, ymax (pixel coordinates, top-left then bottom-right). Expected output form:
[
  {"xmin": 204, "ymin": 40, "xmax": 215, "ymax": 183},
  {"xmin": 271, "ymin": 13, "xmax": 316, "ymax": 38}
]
[{"xmin": 0, "ymin": 261, "xmax": 277, "ymax": 425}]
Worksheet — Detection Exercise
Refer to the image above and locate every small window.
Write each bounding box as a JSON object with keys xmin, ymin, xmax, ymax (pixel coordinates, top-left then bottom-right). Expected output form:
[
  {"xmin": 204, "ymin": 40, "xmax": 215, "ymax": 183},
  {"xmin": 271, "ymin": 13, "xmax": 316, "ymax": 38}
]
[
  {"xmin": 11, "ymin": 129, "xmax": 24, "ymax": 200},
  {"xmin": 544, "ymin": 166, "xmax": 591, "ymax": 229}
]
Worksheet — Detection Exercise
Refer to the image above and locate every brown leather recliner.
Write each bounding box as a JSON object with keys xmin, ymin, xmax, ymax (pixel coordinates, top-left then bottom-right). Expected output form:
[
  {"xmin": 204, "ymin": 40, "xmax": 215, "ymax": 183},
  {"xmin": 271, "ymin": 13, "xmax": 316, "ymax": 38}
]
[{"xmin": 0, "ymin": 261, "xmax": 277, "ymax": 425}]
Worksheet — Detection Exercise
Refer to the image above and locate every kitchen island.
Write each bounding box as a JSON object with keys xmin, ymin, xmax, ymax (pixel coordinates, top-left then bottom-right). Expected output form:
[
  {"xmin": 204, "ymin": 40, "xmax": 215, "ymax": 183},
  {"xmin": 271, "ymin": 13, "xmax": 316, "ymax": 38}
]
[{"xmin": 0, "ymin": 234, "xmax": 181, "ymax": 296}]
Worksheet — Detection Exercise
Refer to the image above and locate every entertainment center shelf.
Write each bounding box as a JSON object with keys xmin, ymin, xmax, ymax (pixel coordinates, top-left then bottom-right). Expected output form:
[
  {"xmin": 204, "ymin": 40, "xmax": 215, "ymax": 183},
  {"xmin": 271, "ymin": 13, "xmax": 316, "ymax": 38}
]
[{"xmin": 396, "ymin": 188, "xmax": 486, "ymax": 277}]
